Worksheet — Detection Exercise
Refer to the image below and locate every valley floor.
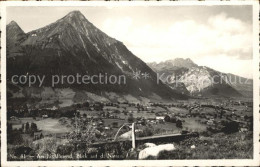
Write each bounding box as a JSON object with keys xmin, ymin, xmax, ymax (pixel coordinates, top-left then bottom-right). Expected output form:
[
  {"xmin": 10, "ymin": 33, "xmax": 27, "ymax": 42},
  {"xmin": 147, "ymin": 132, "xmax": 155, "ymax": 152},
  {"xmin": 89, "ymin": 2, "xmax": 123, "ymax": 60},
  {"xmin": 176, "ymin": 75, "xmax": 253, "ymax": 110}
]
[{"xmin": 6, "ymin": 97, "xmax": 253, "ymax": 160}]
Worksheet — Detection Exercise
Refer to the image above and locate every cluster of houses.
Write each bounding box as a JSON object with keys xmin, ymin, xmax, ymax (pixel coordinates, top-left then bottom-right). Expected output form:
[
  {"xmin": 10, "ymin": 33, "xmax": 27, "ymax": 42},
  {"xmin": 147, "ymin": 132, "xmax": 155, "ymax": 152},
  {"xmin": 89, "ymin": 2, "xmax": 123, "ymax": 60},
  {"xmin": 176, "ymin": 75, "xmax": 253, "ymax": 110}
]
[{"xmin": 7, "ymin": 98, "xmax": 253, "ymax": 144}]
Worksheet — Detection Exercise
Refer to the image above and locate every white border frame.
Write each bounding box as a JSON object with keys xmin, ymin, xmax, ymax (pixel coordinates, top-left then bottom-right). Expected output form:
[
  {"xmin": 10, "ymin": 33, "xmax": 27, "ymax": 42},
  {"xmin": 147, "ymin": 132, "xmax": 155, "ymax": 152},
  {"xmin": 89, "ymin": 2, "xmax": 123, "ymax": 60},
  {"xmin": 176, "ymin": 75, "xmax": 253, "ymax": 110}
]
[{"xmin": 0, "ymin": 1, "xmax": 259, "ymax": 166}]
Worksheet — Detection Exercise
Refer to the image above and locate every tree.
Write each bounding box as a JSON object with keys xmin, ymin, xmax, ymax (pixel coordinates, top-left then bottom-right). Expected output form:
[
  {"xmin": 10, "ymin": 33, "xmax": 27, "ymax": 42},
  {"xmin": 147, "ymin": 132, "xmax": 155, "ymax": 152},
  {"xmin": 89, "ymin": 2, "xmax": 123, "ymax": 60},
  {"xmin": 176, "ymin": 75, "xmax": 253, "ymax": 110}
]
[
  {"xmin": 138, "ymin": 127, "xmax": 153, "ymax": 137},
  {"xmin": 7, "ymin": 123, "xmax": 13, "ymax": 132},
  {"xmin": 220, "ymin": 109, "xmax": 224, "ymax": 119},
  {"xmin": 112, "ymin": 122, "xmax": 118, "ymax": 128},
  {"xmin": 123, "ymin": 110, "xmax": 127, "ymax": 116},
  {"xmin": 31, "ymin": 122, "xmax": 38, "ymax": 132},
  {"xmin": 176, "ymin": 119, "xmax": 182, "ymax": 128},
  {"xmin": 106, "ymin": 112, "xmax": 110, "ymax": 118},
  {"xmin": 8, "ymin": 130, "xmax": 23, "ymax": 145},
  {"xmin": 25, "ymin": 122, "xmax": 30, "ymax": 133},
  {"xmin": 128, "ymin": 113, "xmax": 134, "ymax": 123},
  {"xmin": 83, "ymin": 102, "xmax": 90, "ymax": 107},
  {"xmin": 56, "ymin": 144, "xmax": 74, "ymax": 156},
  {"xmin": 222, "ymin": 121, "xmax": 239, "ymax": 134},
  {"xmin": 63, "ymin": 110, "xmax": 76, "ymax": 118},
  {"xmin": 21, "ymin": 124, "xmax": 25, "ymax": 132},
  {"xmin": 76, "ymin": 112, "xmax": 80, "ymax": 118},
  {"xmin": 189, "ymin": 109, "xmax": 191, "ymax": 115},
  {"xmin": 114, "ymin": 110, "xmax": 120, "ymax": 114}
]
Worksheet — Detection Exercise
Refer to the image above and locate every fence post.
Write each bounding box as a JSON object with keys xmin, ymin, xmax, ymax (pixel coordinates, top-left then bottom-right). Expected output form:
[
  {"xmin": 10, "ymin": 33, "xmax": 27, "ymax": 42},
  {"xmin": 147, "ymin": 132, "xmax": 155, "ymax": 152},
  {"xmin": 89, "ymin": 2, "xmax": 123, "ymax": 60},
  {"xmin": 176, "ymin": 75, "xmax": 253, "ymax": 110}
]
[{"xmin": 132, "ymin": 123, "xmax": 136, "ymax": 149}]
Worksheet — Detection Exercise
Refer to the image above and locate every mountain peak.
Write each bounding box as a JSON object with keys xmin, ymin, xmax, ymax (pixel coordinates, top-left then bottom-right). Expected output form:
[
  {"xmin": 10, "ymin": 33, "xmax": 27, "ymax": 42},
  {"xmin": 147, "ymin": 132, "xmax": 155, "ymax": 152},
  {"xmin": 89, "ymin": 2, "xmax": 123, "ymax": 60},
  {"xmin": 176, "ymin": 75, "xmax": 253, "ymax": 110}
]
[
  {"xmin": 6, "ymin": 10, "xmax": 187, "ymax": 101},
  {"xmin": 7, "ymin": 20, "xmax": 25, "ymax": 35},
  {"xmin": 147, "ymin": 58, "xmax": 198, "ymax": 74},
  {"xmin": 7, "ymin": 20, "xmax": 26, "ymax": 50},
  {"xmin": 165, "ymin": 58, "xmax": 197, "ymax": 68},
  {"xmin": 65, "ymin": 10, "xmax": 84, "ymax": 17},
  {"xmin": 170, "ymin": 58, "xmax": 194, "ymax": 63},
  {"xmin": 7, "ymin": 20, "xmax": 20, "ymax": 28},
  {"xmin": 62, "ymin": 10, "xmax": 86, "ymax": 22},
  {"xmin": 56, "ymin": 10, "xmax": 96, "ymax": 34}
]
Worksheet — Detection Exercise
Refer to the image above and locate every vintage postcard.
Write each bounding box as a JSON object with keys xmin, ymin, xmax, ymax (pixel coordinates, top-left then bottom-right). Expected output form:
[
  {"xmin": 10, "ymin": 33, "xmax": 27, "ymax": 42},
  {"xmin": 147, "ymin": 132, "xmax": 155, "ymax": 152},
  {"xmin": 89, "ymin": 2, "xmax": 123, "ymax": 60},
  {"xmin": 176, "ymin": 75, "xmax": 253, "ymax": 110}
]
[{"xmin": 0, "ymin": 1, "xmax": 259, "ymax": 166}]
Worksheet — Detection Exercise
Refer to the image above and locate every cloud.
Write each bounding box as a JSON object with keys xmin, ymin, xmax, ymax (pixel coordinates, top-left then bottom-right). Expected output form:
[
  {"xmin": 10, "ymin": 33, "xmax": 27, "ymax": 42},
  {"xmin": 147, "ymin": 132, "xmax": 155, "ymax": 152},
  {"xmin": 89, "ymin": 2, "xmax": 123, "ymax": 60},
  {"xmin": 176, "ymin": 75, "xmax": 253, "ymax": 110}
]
[
  {"xmin": 195, "ymin": 55, "xmax": 253, "ymax": 79},
  {"xmin": 101, "ymin": 12, "xmax": 252, "ymax": 78},
  {"xmin": 208, "ymin": 12, "xmax": 249, "ymax": 33}
]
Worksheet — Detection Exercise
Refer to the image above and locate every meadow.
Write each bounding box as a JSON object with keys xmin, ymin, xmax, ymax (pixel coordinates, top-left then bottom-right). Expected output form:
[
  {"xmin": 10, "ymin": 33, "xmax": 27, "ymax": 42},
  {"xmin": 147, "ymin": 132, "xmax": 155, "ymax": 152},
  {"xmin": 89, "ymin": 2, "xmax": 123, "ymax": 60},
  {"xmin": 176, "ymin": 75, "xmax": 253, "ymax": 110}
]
[{"xmin": 11, "ymin": 117, "xmax": 71, "ymax": 134}]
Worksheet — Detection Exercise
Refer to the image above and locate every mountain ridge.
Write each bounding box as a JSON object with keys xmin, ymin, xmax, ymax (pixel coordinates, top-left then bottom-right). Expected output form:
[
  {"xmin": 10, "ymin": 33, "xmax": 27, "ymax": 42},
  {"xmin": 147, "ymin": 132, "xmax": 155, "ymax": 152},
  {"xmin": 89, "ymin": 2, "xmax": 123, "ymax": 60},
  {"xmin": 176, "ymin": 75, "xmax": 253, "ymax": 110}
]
[
  {"xmin": 148, "ymin": 58, "xmax": 252, "ymax": 97},
  {"xmin": 7, "ymin": 10, "xmax": 187, "ymax": 106}
]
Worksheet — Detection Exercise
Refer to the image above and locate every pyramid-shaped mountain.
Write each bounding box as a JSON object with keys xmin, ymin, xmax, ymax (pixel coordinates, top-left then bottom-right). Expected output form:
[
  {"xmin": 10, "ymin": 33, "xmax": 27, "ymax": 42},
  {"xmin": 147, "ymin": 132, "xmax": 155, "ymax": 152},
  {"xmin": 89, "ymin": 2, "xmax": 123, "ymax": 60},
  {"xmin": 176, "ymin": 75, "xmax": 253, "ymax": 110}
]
[{"xmin": 7, "ymin": 11, "xmax": 186, "ymax": 101}]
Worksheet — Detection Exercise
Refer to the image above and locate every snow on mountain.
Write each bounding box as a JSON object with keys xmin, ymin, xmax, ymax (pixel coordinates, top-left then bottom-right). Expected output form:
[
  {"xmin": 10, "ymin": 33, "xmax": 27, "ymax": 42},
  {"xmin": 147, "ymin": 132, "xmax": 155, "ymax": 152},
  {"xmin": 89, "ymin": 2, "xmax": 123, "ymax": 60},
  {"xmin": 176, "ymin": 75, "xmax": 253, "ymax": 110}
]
[{"xmin": 148, "ymin": 58, "xmax": 248, "ymax": 97}]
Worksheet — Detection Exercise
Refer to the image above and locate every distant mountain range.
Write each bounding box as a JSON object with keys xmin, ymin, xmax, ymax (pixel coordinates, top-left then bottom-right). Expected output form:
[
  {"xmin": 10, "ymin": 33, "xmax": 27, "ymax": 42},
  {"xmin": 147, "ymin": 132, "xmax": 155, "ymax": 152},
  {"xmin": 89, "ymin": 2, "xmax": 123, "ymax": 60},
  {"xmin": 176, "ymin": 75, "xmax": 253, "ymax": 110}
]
[
  {"xmin": 148, "ymin": 58, "xmax": 253, "ymax": 98},
  {"xmin": 7, "ymin": 11, "xmax": 187, "ymax": 107}
]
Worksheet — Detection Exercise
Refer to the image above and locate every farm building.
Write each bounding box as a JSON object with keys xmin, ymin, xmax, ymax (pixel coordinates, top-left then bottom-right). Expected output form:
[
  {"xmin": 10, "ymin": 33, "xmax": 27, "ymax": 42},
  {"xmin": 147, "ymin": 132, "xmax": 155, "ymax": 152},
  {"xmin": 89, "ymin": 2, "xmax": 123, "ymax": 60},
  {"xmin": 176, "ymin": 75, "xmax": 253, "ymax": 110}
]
[
  {"xmin": 156, "ymin": 116, "xmax": 164, "ymax": 120},
  {"xmin": 42, "ymin": 115, "xmax": 48, "ymax": 118}
]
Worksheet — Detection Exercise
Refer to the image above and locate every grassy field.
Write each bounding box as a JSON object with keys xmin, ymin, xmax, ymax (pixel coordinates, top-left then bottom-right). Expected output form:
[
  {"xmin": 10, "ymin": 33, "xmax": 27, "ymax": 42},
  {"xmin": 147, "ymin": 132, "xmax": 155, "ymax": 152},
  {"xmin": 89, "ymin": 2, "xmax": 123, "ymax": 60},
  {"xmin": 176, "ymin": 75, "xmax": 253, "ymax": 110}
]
[
  {"xmin": 141, "ymin": 132, "xmax": 253, "ymax": 159},
  {"xmin": 103, "ymin": 118, "xmax": 126, "ymax": 127},
  {"xmin": 124, "ymin": 131, "xmax": 253, "ymax": 160},
  {"xmin": 182, "ymin": 118, "xmax": 207, "ymax": 132},
  {"xmin": 11, "ymin": 117, "xmax": 71, "ymax": 134},
  {"xmin": 117, "ymin": 112, "xmax": 157, "ymax": 119},
  {"xmin": 150, "ymin": 122, "xmax": 180, "ymax": 135},
  {"xmin": 168, "ymin": 107, "xmax": 189, "ymax": 114}
]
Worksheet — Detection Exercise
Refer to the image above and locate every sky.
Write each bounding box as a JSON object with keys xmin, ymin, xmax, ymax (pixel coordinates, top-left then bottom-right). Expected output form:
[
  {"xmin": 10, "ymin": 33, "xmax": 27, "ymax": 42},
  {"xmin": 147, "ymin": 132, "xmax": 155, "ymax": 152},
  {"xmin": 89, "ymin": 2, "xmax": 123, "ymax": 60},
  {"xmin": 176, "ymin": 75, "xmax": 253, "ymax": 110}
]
[{"xmin": 7, "ymin": 6, "xmax": 253, "ymax": 78}]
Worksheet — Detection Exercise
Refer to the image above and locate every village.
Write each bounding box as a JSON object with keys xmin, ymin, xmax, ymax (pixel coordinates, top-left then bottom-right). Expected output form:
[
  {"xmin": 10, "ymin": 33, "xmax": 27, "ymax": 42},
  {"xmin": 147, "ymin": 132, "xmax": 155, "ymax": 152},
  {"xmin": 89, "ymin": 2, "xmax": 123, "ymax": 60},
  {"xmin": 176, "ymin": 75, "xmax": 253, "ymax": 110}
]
[{"xmin": 6, "ymin": 96, "xmax": 253, "ymax": 160}]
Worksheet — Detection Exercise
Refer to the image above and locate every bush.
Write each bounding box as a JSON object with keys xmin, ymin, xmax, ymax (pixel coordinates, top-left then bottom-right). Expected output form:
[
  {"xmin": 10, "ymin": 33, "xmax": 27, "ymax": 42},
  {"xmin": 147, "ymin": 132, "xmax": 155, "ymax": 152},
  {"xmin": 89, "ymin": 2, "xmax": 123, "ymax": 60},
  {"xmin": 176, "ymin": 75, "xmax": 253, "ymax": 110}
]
[
  {"xmin": 137, "ymin": 127, "xmax": 153, "ymax": 137},
  {"xmin": 8, "ymin": 130, "xmax": 23, "ymax": 145},
  {"xmin": 222, "ymin": 121, "xmax": 239, "ymax": 134},
  {"xmin": 56, "ymin": 144, "xmax": 74, "ymax": 155},
  {"xmin": 14, "ymin": 146, "xmax": 33, "ymax": 157},
  {"xmin": 127, "ymin": 114, "xmax": 134, "ymax": 123},
  {"xmin": 176, "ymin": 120, "xmax": 182, "ymax": 128}
]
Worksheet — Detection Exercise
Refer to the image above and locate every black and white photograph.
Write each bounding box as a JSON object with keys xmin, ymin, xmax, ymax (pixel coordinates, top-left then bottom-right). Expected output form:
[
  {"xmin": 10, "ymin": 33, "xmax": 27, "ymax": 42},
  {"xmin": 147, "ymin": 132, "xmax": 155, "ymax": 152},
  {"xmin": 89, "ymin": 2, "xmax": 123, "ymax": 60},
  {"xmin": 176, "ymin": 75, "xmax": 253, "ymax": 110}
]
[{"xmin": 0, "ymin": 1, "xmax": 259, "ymax": 166}]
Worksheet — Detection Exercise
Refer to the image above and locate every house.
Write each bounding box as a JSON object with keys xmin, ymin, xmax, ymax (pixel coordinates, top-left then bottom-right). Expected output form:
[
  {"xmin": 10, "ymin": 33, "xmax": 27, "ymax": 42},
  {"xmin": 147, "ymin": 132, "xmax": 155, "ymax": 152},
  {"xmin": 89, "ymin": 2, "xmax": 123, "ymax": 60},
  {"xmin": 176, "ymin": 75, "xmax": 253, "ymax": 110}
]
[
  {"xmin": 137, "ymin": 120, "xmax": 145, "ymax": 125},
  {"xmin": 156, "ymin": 116, "xmax": 164, "ymax": 120},
  {"xmin": 240, "ymin": 127, "xmax": 248, "ymax": 132},
  {"xmin": 10, "ymin": 116, "xmax": 18, "ymax": 121},
  {"xmin": 93, "ymin": 102, "xmax": 104, "ymax": 111},
  {"xmin": 42, "ymin": 115, "xmax": 48, "ymax": 119},
  {"xmin": 98, "ymin": 121, "xmax": 104, "ymax": 126},
  {"xmin": 51, "ymin": 106, "xmax": 58, "ymax": 111},
  {"xmin": 207, "ymin": 120, "xmax": 214, "ymax": 125}
]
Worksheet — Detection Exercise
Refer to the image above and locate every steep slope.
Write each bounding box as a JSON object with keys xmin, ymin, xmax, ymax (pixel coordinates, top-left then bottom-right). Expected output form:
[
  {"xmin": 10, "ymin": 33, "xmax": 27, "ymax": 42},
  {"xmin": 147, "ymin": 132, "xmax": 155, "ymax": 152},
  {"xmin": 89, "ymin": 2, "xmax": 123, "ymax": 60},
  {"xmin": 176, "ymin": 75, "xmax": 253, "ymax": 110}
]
[
  {"xmin": 148, "ymin": 58, "xmax": 246, "ymax": 97},
  {"xmin": 6, "ymin": 21, "xmax": 26, "ymax": 57},
  {"xmin": 148, "ymin": 58, "xmax": 196, "ymax": 95},
  {"xmin": 7, "ymin": 11, "xmax": 187, "ymax": 102},
  {"xmin": 225, "ymin": 73, "xmax": 253, "ymax": 97}
]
